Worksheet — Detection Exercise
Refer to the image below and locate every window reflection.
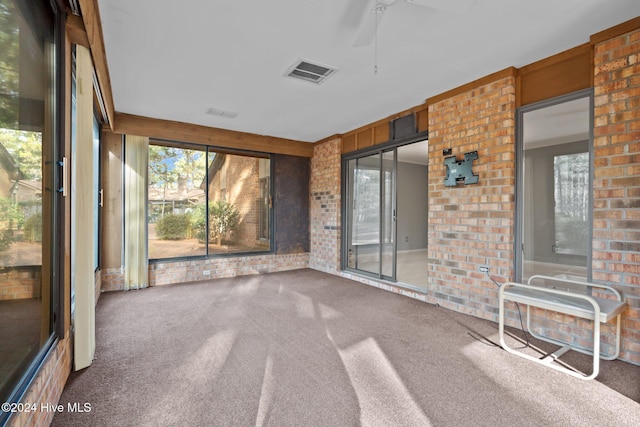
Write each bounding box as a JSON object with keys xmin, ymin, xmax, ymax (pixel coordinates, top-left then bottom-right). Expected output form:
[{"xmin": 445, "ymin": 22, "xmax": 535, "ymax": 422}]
[
  {"xmin": 519, "ymin": 95, "xmax": 591, "ymax": 281},
  {"xmin": 148, "ymin": 144, "xmax": 271, "ymax": 259},
  {"xmin": 0, "ymin": 0, "xmax": 56, "ymax": 405}
]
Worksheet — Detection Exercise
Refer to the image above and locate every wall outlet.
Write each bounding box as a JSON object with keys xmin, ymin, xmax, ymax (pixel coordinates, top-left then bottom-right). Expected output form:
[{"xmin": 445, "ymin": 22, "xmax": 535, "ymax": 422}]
[
  {"xmin": 405, "ymin": 236, "xmax": 409, "ymax": 242},
  {"xmin": 479, "ymin": 265, "xmax": 489, "ymax": 273}
]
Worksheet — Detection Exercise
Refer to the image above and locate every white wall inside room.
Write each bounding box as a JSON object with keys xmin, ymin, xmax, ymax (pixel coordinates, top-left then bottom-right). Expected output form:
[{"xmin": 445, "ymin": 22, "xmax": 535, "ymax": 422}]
[{"xmin": 397, "ymin": 162, "xmax": 428, "ymax": 252}]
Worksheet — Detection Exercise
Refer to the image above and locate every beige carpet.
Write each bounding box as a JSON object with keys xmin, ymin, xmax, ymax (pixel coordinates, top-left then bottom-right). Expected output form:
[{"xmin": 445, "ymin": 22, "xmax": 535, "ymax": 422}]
[{"xmin": 53, "ymin": 269, "xmax": 639, "ymax": 426}]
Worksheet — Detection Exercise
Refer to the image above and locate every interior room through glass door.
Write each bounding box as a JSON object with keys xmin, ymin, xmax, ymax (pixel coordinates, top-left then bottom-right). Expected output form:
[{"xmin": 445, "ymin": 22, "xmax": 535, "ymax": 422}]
[
  {"xmin": 346, "ymin": 153, "xmax": 382, "ymax": 276},
  {"xmin": 381, "ymin": 149, "xmax": 396, "ymax": 279},
  {"xmin": 344, "ymin": 140, "xmax": 428, "ymax": 287},
  {"xmin": 517, "ymin": 92, "xmax": 592, "ymax": 282}
]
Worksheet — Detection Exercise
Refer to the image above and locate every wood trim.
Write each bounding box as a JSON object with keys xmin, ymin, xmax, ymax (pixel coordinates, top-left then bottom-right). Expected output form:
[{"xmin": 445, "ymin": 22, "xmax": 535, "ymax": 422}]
[
  {"xmin": 315, "ymin": 134, "xmax": 342, "ymax": 145},
  {"xmin": 518, "ymin": 43, "xmax": 592, "ymax": 107},
  {"xmin": 113, "ymin": 113, "xmax": 313, "ymax": 157},
  {"xmin": 426, "ymin": 67, "xmax": 518, "ymax": 106},
  {"xmin": 518, "ymin": 43, "xmax": 590, "ymax": 76},
  {"xmin": 373, "ymin": 122, "xmax": 388, "ymax": 145},
  {"xmin": 357, "ymin": 127, "xmax": 373, "ymax": 150},
  {"xmin": 344, "ymin": 104, "xmax": 428, "ymax": 138},
  {"xmin": 339, "ymin": 103, "xmax": 428, "ymax": 153},
  {"xmin": 77, "ymin": 0, "xmax": 115, "ymax": 130},
  {"xmin": 65, "ymin": 13, "xmax": 89, "ymax": 47},
  {"xmin": 416, "ymin": 109, "xmax": 428, "ymax": 133},
  {"xmin": 100, "ymin": 130, "xmax": 123, "ymax": 269},
  {"xmin": 591, "ymin": 16, "xmax": 640, "ymax": 45},
  {"xmin": 342, "ymin": 134, "xmax": 356, "ymax": 153}
]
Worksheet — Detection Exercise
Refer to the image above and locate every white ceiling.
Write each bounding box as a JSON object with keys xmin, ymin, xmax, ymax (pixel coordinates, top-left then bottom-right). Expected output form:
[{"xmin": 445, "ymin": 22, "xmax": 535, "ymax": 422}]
[{"xmin": 96, "ymin": 0, "xmax": 640, "ymax": 143}]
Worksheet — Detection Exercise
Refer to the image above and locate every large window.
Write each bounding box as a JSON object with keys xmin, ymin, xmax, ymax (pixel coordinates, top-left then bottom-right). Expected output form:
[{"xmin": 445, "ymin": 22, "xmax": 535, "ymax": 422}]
[
  {"xmin": 148, "ymin": 143, "xmax": 271, "ymax": 260},
  {"xmin": 0, "ymin": 0, "xmax": 60, "ymax": 412}
]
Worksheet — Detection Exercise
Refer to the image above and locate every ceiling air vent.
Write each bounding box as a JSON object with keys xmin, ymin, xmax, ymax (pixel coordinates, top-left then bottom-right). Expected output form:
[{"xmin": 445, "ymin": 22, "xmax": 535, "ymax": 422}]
[
  {"xmin": 285, "ymin": 59, "xmax": 337, "ymax": 84},
  {"xmin": 206, "ymin": 107, "xmax": 238, "ymax": 119}
]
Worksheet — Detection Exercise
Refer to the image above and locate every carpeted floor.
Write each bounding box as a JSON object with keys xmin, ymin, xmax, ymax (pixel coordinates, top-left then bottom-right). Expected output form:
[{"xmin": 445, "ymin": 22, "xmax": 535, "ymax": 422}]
[{"xmin": 53, "ymin": 269, "xmax": 639, "ymax": 426}]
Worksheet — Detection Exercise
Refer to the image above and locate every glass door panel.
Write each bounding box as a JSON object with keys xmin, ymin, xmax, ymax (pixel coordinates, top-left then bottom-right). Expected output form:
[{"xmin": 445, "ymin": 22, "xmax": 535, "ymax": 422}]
[
  {"xmin": 347, "ymin": 153, "xmax": 381, "ymax": 275},
  {"xmin": 0, "ymin": 0, "xmax": 57, "ymax": 405},
  {"xmin": 381, "ymin": 150, "xmax": 396, "ymax": 279}
]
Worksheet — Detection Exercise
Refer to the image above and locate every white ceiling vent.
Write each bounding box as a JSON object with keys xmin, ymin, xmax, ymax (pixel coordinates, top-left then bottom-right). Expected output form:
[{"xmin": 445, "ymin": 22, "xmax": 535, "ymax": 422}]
[
  {"xmin": 285, "ymin": 59, "xmax": 337, "ymax": 84},
  {"xmin": 206, "ymin": 107, "xmax": 238, "ymax": 119}
]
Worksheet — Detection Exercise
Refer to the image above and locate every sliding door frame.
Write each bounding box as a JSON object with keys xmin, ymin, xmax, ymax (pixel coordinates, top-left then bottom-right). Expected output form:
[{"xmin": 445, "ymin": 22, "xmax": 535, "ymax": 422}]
[{"xmin": 341, "ymin": 132, "xmax": 428, "ymax": 281}]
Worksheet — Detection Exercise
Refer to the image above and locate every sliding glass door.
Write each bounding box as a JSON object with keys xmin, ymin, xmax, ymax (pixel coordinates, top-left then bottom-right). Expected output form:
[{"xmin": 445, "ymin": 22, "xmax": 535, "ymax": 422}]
[
  {"xmin": 345, "ymin": 150, "xmax": 396, "ymax": 281},
  {"xmin": 381, "ymin": 150, "xmax": 396, "ymax": 278},
  {"xmin": 344, "ymin": 139, "xmax": 429, "ymax": 288}
]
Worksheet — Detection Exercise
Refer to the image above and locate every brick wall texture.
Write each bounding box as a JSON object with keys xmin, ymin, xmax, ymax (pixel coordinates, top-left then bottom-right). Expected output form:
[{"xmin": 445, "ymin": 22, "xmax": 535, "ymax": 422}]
[
  {"xmin": 208, "ymin": 154, "xmax": 265, "ymax": 248},
  {"xmin": 593, "ymin": 27, "xmax": 640, "ymax": 363},
  {"xmin": 309, "ymin": 138, "xmax": 342, "ymax": 274},
  {"xmin": 427, "ymin": 74, "xmax": 517, "ymax": 321},
  {"xmin": 148, "ymin": 253, "xmax": 309, "ymax": 287},
  {"xmin": 7, "ymin": 336, "xmax": 71, "ymax": 427},
  {"xmin": 102, "ymin": 254, "xmax": 308, "ymax": 290},
  {"xmin": 0, "ymin": 267, "xmax": 41, "ymax": 301}
]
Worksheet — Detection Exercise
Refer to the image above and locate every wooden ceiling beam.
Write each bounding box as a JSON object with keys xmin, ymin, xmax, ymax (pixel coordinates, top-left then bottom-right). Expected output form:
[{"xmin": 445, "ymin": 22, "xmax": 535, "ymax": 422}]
[{"xmin": 113, "ymin": 113, "xmax": 313, "ymax": 157}]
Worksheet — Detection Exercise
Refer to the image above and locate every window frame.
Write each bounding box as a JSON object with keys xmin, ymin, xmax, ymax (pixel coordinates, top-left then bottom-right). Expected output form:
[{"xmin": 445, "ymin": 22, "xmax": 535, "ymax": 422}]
[
  {"xmin": 0, "ymin": 0, "xmax": 64, "ymax": 421},
  {"xmin": 340, "ymin": 131, "xmax": 429, "ymax": 285},
  {"xmin": 147, "ymin": 139, "xmax": 274, "ymax": 263},
  {"xmin": 514, "ymin": 88, "xmax": 594, "ymax": 283}
]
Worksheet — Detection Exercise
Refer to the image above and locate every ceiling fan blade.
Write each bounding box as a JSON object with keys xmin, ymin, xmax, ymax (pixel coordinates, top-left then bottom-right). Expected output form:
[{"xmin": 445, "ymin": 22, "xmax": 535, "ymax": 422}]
[
  {"xmin": 406, "ymin": 0, "xmax": 475, "ymax": 14},
  {"xmin": 353, "ymin": 3, "xmax": 387, "ymax": 47}
]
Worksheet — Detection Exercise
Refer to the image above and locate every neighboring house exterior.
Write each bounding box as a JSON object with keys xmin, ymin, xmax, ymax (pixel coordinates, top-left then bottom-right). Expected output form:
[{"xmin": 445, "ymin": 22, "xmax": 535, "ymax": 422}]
[
  {"xmin": 0, "ymin": 143, "xmax": 22, "ymax": 200},
  {"xmin": 205, "ymin": 153, "xmax": 270, "ymax": 249}
]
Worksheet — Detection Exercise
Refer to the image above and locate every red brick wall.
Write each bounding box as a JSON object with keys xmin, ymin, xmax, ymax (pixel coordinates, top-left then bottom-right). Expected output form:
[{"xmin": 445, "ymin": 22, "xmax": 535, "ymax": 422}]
[
  {"xmin": 207, "ymin": 155, "xmax": 264, "ymax": 248},
  {"xmin": 0, "ymin": 267, "xmax": 41, "ymax": 301},
  {"xmin": 148, "ymin": 253, "xmax": 309, "ymax": 286},
  {"xmin": 102, "ymin": 254, "xmax": 309, "ymax": 290},
  {"xmin": 7, "ymin": 336, "xmax": 71, "ymax": 427},
  {"xmin": 225, "ymin": 155, "xmax": 261, "ymax": 247},
  {"xmin": 427, "ymin": 74, "xmax": 517, "ymax": 320},
  {"xmin": 593, "ymin": 27, "xmax": 640, "ymax": 363},
  {"xmin": 309, "ymin": 138, "xmax": 341, "ymax": 273}
]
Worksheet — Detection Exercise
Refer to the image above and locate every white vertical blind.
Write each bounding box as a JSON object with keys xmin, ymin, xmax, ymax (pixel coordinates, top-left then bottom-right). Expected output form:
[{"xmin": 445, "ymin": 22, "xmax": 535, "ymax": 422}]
[
  {"xmin": 73, "ymin": 45, "xmax": 96, "ymax": 370},
  {"xmin": 124, "ymin": 134, "xmax": 149, "ymax": 290}
]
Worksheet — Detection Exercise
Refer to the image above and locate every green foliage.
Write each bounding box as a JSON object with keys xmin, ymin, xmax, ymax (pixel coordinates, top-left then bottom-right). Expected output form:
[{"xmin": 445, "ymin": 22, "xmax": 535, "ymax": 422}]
[
  {"xmin": 23, "ymin": 213, "xmax": 42, "ymax": 243},
  {"xmin": 148, "ymin": 146, "xmax": 205, "ymax": 190},
  {"xmin": 191, "ymin": 201, "xmax": 240, "ymax": 244},
  {"xmin": 210, "ymin": 200, "xmax": 239, "ymax": 243},
  {"xmin": 148, "ymin": 146, "xmax": 206, "ymax": 218},
  {"xmin": 0, "ymin": 0, "xmax": 20, "ymax": 129},
  {"xmin": 148, "ymin": 145, "xmax": 180, "ymax": 189},
  {"xmin": 0, "ymin": 229, "xmax": 12, "ymax": 251},
  {"xmin": 0, "ymin": 129, "xmax": 42, "ymax": 180},
  {"xmin": 0, "ymin": 196, "xmax": 23, "ymax": 250},
  {"xmin": 190, "ymin": 204, "xmax": 208, "ymax": 242},
  {"xmin": 155, "ymin": 213, "xmax": 191, "ymax": 240}
]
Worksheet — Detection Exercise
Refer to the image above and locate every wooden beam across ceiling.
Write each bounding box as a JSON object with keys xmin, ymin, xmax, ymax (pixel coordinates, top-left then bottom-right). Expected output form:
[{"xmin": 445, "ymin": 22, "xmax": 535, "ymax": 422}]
[{"xmin": 114, "ymin": 113, "xmax": 314, "ymax": 157}]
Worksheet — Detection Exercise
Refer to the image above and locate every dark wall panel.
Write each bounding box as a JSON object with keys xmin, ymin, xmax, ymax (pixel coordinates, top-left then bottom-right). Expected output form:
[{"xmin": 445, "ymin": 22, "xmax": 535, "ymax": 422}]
[{"xmin": 274, "ymin": 154, "xmax": 310, "ymax": 254}]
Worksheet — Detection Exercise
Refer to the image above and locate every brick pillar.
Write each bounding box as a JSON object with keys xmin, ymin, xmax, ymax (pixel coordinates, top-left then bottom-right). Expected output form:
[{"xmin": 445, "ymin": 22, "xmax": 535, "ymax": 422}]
[
  {"xmin": 309, "ymin": 138, "xmax": 342, "ymax": 273},
  {"xmin": 593, "ymin": 27, "xmax": 640, "ymax": 364},
  {"xmin": 427, "ymin": 71, "xmax": 517, "ymax": 320}
]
